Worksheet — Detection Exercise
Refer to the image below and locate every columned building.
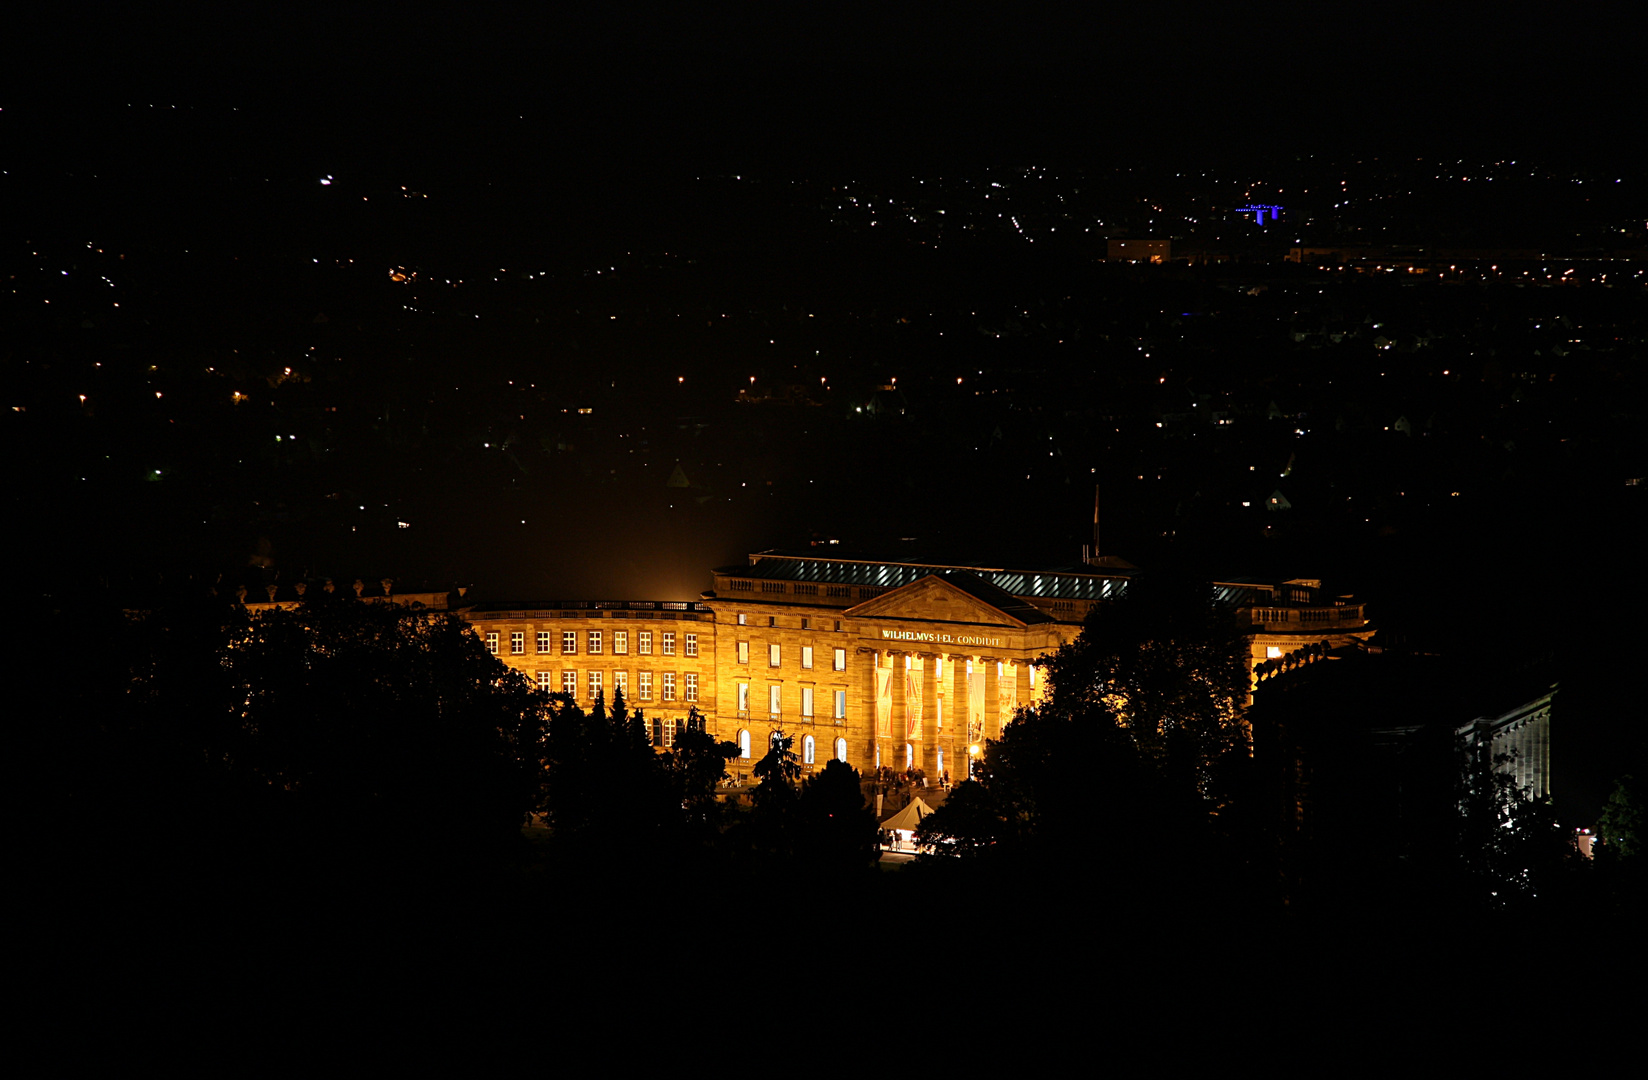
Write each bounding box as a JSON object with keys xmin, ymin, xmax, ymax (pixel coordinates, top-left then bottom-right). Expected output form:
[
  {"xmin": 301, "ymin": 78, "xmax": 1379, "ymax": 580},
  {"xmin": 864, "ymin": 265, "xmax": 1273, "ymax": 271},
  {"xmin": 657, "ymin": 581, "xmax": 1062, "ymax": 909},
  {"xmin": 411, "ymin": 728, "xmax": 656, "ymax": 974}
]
[{"xmin": 454, "ymin": 551, "xmax": 1375, "ymax": 782}]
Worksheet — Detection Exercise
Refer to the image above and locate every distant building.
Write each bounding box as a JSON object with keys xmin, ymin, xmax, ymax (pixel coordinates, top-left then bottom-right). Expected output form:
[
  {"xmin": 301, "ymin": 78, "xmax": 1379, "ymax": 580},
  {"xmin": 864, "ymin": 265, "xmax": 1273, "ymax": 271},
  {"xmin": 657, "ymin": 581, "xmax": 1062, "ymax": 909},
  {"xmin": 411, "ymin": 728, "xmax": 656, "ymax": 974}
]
[{"xmin": 1107, "ymin": 238, "xmax": 1171, "ymax": 264}]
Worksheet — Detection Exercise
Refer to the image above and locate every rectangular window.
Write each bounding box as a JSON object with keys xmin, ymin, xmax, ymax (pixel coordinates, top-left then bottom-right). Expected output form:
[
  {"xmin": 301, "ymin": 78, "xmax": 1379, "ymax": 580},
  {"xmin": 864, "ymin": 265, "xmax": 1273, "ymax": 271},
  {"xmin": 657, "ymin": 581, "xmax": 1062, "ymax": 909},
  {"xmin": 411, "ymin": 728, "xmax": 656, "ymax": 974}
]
[
  {"xmin": 684, "ymin": 633, "xmax": 698, "ymax": 657},
  {"xmin": 768, "ymin": 616, "xmax": 776, "ymax": 627},
  {"xmin": 833, "ymin": 647, "xmax": 846, "ymax": 671},
  {"xmin": 737, "ymin": 641, "xmax": 749, "ymax": 664},
  {"xmin": 510, "ymin": 631, "xmax": 524, "ymax": 655},
  {"xmin": 562, "ymin": 631, "xmax": 577, "ymax": 655},
  {"xmin": 769, "ymin": 644, "xmax": 781, "ymax": 668},
  {"xmin": 834, "ymin": 620, "xmax": 842, "ymax": 632},
  {"xmin": 737, "ymin": 683, "xmax": 749, "ymax": 715},
  {"xmin": 638, "ymin": 671, "xmax": 653, "ymax": 701},
  {"xmin": 639, "ymin": 631, "xmax": 653, "ymax": 655},
  {"xmin": 834, "ymin": 690, "xmax": 846, "ymax": 719},
  {"xmin": 563, "ymin": 670, "xmax": 577, "ymax": 696},
  {"xmin": 769, "ymin": 685, "xmax": 781, "ymax": 717},
  {"xmin": 801, "ymin": 686, "xmax": 814, "ymax": 718},
  {"xmin": 485, "ymin": 631, "xmax": 499, "ymax": 655},
  {"xmin": 614, "ymin": 630, "xmax": 629, "ymax": 654},
  {"xmin": 537, "ymin": 671, "xmax": 553, "ymax": 690},
  {"xmin": 737, "ymin": 613, "xmax": 747, "ymax": 626},
  {"xmin": 588, "ymin": 630, "xmax": 602, "ymax": 655},
  {"xmin": 662, "ymin": 672, "xmax": 677, "ymax": 701},
  {"xmin": 537, "ymin": 631, "xmax": 552, "ymax": 654},
  {"xmin": 615, "ymin": 671, "xmax": 628, "ymax": 699},
  {"xmin": 801, "ymin": 618, "xmax": 810, "ymax": 630},
  {"xmin": 662, "ymin": 632, "xmax": 675, "ymax": 656},
  {"xmin": 589, "ymin": 670, "xmax": 602, "ymax": 701},
  {"xmin": 802, "ymin": 645, "xmax": 814, "ymax": 670},
  {"xmin": 684, "ymin": 672, "xmax": 698, "ymax": 702}
]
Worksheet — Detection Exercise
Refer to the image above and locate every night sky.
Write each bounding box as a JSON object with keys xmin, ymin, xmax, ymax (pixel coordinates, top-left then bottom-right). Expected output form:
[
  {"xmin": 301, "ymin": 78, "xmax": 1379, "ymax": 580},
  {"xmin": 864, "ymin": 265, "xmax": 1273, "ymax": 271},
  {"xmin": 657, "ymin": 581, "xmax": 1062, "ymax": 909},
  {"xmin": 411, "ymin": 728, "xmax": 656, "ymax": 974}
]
[{"xmin": 4, "ymin": 5, "xmax": 1643, "ymax": 606}]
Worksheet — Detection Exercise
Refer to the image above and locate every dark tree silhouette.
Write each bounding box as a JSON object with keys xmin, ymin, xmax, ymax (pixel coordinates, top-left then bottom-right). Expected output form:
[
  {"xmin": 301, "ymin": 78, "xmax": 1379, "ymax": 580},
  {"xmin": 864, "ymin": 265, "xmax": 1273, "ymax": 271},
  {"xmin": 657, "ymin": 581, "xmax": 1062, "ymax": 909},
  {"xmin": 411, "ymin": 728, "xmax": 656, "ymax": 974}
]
[
  {"xmin": 1041, "ymin": 570, "xmax": 1250, "ymax": 794},
  {"xmin": 798, "ymin": 759, "xmax": 880, "ymax": 871}
]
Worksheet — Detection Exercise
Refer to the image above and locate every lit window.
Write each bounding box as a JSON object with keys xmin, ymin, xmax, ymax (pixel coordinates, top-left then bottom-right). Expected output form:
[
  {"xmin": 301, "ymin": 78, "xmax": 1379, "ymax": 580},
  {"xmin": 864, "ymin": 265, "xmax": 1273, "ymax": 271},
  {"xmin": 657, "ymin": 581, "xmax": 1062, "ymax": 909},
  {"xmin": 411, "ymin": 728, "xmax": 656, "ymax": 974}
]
[
  {"xmin": 588, "ymin": 631, "xmax": 602, "ymax": 655},
  {"xmin": 834, "ymin": 737, "xmax": 847, "ymax": 763},
  {"xmin": 662, "ymin": 672, "xmax": 676, "ymax": 701},
  {"xmin": 589, "ymin": 670, "xmax": 602, "ymax": 701},
  {"xmin": 1266, "ymin": 646, "xmax": 1283, "ymax": 659},
  {"xmin": 510, "ymin": 631, "xmax": 524, "ymax": 655},
  {"xmin": 770, "ymin": 644, "xmax": 781, "ymax": 668},
  {"xmin": 737, "ymin": 641, "xmax": 749, "ymax": 664},
  {"xmin": 802, "ymin": 645, "xmax": 813, "ymax": 670},
  {"xmin": 537, "ymin": 631, "xmax": 551, "ymax": 654},
  {"xmin": 684, "ymin": 633, "xmax": 698, "ymax": 657},
  {"xmin": 834, "ymin": 690, "xmax": 846, "ymax": 720},
  {"xmin": 801, "ymin": 686, "xmax": 814, "ymax": 718},
  {"xmin": 905, "ymin": 742, "xmax": 914, "ymax": 769},
  {"xmin": 770, "ymin": 685, "xmax": 781, "ymax": 717},
  {"xmin": 737, "ymin": 613, "xmax": 747, "ymax": 626},
  {"xmin": 562, "ymin": 670, "xmax": 577, "ymax": 697},
  {"xmin": 562, "ymin": 632, "xmax": 577, "ymax": 655},
  {"xmin": 685, "ymin": 672, "xmax": 698, "ymax": 702},
  {"xmin": 485, "ymin": 631, "xmax": 498, "ymax": 655},
  {"xmin": 613, "ymin": 630, "xmax": 628, "ymax": 654},
  {"xmin": 639, "ymin": 631, "xmax": 653, "ymax": 655},
  {"xmin": 615, "ymin": 670, "xmax": 628, "ymax": 699},
  {"xmin": 638, "ymin": 671, "xmax": 653, "ymax": 701},
  {"xmin": 737, "ymin": 682, "xmax": 749, "ymax": 715},
  {"xmin": 537, "ymin": 671, "xmax": 552, "ymax": 689},
  {"xmin": 662, "ymin": 632, "xmax": 675, "ymax": 656},
  {"xmin": 833, "ymin": 648, "xmax": 846, "ymax": 671},
  {"xmin": 739, "ymin": 729, "xmax": 751, "ymax": 759},
  {"xmin": 803, "ymin": 735, "xmax": 816, "ymax": 765}
]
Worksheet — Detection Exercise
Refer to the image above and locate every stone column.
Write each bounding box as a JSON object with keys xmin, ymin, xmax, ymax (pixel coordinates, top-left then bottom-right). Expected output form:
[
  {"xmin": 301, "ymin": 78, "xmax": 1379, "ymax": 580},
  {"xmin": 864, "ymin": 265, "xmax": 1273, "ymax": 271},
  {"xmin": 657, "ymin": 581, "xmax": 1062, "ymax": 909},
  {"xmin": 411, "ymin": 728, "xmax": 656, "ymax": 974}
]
[
  {"xmin": 862, "ymin": 648, "xmax": 880, "ymax": 767},
  {"xmin": 982, "ymin": 658, "xmax": 999, "ymax": 742},
  {"xmin": 949, "ymin": 655, "xmax": 969, "ymax": 781},
  {"xmin": 920, "ymin": 652, "xmax": 939, "ymax": 779},
  {"xmin": 890, "ymin": 651, "xmax": 908, "ymax": 769}
]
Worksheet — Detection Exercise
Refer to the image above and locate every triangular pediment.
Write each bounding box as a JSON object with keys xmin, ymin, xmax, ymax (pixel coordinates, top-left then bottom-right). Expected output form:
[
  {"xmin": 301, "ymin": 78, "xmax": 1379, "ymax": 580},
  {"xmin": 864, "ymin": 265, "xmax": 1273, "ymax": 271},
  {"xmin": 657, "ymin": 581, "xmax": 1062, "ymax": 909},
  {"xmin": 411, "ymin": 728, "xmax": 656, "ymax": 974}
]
[{"xmin": 844, "ymin": 574, "xmax": 1028, "ymax": 628}]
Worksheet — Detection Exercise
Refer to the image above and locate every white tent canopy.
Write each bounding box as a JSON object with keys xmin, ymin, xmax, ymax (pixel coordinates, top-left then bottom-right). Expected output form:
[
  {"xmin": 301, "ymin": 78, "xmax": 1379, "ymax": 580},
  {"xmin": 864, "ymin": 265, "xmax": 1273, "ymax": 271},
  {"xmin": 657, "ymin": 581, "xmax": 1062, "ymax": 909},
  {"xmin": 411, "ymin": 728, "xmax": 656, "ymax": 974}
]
[{"xmin": 880, "ymin": 797, "xmax": 935, "ymax": 833}]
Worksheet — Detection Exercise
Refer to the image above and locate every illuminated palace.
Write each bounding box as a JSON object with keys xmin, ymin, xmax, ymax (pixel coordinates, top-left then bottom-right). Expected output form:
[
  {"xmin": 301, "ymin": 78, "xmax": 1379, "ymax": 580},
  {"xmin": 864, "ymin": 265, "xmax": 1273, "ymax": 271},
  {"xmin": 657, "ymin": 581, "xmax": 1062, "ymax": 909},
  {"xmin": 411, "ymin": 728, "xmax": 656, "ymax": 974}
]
[{"xmin": 457, "ymin": 551, "xmax": 1374, "ymax": 782}]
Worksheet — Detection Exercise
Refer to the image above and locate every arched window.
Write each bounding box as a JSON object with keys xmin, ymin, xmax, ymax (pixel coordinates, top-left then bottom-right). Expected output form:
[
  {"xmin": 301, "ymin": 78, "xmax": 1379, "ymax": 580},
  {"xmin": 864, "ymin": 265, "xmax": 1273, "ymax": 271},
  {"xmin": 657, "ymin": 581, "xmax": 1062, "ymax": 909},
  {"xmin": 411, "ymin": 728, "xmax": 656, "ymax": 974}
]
[
  {"xmin": 905, "ymin": 742, "xmax": 914, "ymax": 769},
  {"xmin": 937, "ymin": 748, "xmax": 944, "ymax": 777},
  {"xmin": 834, "ymin": 737, "xmax": 847, "ymax": 763},
  {"xmin": 802, "ymin": 734, "xmax": 816, "ymax": 765},
  {"xmin": 738, "ymin": 729, "xmax": 751, "ymax": 759}
]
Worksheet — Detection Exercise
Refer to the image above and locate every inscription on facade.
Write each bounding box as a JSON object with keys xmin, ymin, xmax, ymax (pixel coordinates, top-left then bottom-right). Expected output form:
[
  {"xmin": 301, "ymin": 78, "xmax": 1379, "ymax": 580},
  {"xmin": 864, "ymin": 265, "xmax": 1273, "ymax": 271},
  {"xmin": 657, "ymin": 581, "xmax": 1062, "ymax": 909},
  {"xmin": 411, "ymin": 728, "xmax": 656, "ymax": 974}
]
[{"xmin": 880, "ymin": 629, "xmax": 1004, "ymax": 648}]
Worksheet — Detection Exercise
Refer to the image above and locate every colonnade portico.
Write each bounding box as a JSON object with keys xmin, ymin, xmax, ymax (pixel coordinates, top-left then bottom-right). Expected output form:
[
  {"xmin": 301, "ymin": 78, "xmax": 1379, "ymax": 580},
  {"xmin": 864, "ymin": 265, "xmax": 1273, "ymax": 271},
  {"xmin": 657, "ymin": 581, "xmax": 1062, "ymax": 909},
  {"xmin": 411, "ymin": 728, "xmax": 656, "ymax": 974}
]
[{"xmin": 855, "ymin": 638, "xmax": 1046, "ymax": 783}]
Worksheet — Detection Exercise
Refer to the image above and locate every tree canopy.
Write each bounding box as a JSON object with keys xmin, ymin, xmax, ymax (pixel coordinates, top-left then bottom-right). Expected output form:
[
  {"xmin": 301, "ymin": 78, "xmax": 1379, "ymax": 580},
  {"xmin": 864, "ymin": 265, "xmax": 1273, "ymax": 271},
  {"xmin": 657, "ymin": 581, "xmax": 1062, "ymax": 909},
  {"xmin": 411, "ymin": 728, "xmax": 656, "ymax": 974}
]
[{"xmin": 917, "ymin": 572, "xmax": 1251, "ymax": 864}]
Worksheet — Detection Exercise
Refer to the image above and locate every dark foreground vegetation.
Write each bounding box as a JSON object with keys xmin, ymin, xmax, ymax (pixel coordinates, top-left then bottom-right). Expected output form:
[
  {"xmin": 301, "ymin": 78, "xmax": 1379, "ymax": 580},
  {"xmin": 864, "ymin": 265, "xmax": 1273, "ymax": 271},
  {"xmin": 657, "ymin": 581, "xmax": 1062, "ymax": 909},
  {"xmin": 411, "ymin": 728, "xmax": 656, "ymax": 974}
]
[{"xmin": 12, "ymin": 581, "xmax": 1644, "ymax": 1049}]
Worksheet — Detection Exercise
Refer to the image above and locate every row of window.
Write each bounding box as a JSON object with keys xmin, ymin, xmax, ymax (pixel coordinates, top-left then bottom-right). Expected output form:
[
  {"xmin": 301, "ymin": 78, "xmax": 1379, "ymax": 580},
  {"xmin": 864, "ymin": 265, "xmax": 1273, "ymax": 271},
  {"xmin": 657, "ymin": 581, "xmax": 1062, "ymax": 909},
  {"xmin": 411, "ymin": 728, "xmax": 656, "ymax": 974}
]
[
  {"xmin": 734, "ymin": 683, "xmax": 848, "ymax": 721},
  {"xmin": 735, "ymin": 613, "xmax": 844, "ymax": 631},
  {"xmin": 486, "ymin": 629, "xmax": 697, "ymax": 658},
  {"xmin": 532, "ymin": 669, "xmax": 699, "ymax": 703},
  {"xmin": 735, "ymin": 642, "xmax": 848, "ymax": 671},
  {"xmin": 733, "ymin": 730, "xmax": 849, "ymax": 765}
]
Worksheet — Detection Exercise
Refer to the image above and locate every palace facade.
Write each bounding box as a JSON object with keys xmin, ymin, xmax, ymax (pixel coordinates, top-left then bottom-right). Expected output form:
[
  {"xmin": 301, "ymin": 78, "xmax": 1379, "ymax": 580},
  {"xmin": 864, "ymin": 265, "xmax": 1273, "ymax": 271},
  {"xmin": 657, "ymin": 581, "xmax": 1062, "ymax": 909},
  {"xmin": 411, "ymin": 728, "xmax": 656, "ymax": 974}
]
[{"xmin": 456, "ymin": 551, "xmax": 1375, "ymax": 783}]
